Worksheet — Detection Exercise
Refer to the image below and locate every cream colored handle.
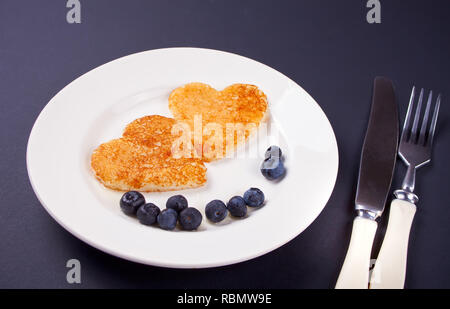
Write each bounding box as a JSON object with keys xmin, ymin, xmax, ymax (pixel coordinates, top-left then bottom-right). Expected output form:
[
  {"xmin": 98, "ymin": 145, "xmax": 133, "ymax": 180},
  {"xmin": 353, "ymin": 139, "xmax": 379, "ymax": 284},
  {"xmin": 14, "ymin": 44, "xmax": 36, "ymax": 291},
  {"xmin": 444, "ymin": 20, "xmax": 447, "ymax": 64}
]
[
  {"xmin": 369, "ymin": 199, "xmax": 416, "ymax": 289},
  {"xmin": 335, "ymin": 217, "xmax": 378, "ymax": 289}
]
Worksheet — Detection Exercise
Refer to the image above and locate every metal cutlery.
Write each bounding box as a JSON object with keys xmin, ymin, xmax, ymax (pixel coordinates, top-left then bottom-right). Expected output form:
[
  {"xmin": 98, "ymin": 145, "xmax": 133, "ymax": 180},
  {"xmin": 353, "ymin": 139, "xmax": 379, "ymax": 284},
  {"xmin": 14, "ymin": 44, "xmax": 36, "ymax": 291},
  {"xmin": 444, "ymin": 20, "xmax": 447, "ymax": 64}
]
[
  {"xmin": 335, "ymin": 77, "xmax": 399, "ymax": 289},
  {"xmin": 370, "ymin": 87, "xmax": 441, "ymax": 289}
]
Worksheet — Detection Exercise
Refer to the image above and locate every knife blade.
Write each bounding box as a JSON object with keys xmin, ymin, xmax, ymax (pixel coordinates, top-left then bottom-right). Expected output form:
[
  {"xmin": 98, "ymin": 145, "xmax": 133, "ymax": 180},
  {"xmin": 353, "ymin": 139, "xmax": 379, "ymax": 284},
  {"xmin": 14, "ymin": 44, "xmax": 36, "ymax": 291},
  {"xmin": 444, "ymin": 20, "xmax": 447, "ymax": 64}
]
[
  {"xmin": 336, "ymin": 77, "xmax": 398, "ymax": 289},
  {"xmin": 356, "ymin": 77, "xmax": 399, "ymax": 219}
]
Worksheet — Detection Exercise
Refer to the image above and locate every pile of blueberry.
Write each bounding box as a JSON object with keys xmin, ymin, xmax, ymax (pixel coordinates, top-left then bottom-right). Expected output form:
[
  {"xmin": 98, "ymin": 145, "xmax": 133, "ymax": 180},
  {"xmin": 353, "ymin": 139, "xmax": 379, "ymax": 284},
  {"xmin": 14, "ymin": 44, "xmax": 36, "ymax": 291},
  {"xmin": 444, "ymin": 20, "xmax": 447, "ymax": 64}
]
[
  {"xmin": 205, "ymin": 187, "xmax": 265, "ymax": 223},
  {"xmin": 120, "ymin": 192, "xmax": 202, "ymax": 231},
  {"xmin": 119, "ymin": 145, "xmax": 284, "ymax": 231},
  {"xmin": 119, "ymin": 187, "xmax": 265, "ymax": 230},
  {"xmin": 261, "ymin": 146, "xmax": 286, "ymax": 180}
]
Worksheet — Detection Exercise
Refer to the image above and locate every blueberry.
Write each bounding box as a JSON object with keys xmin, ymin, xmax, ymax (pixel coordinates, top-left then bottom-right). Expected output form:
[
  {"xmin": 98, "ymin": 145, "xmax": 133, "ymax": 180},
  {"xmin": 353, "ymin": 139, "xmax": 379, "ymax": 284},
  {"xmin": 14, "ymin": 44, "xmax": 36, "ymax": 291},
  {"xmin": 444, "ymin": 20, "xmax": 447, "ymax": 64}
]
[
  {"xmin": 179, "ymin": 207, "xmax": 203, "ymax": 230},
  {"xmin": 205, "ymin": 200, "xmax": 228, "ymax": 223},
  {"xmin": 243, "ymin": 188, "xmax": 265, "ymax": 207},
  {"xmin": 226, "ymin": 196, "xmax": 247, "ymax": 218},
  {"xmin": 137, "ymin": 203, "xmax": 160, "ymax": 226},
  {"xmin": 261, "ymin": 157, "xmax": 286, "ymax": 180},
  {"xmin": 157, "ymin": 208, "xmax": 178, "ymax": 230},
  {"xmin": 166, "ymin": 195, "xmax": 188, "ymax": 213},
  {"xmin": 264, "ymin": 145, "xmax": 282, "ymax": 160},
  {"xmin": 120, "ymin": 191, "xmax": 145, "ymax": 215}
]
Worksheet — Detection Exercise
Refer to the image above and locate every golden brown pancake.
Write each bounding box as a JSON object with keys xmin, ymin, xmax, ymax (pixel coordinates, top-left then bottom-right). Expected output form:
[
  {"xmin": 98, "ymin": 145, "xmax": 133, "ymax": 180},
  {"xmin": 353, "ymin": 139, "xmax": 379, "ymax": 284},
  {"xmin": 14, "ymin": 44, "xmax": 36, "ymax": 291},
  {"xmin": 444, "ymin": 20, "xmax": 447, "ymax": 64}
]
[
  {"xmin": 91, "ymin": 115, "xmax": 206, "ymax": 192},
  {"xmin": 168, "ymin": 83, "xmax": 268, "ymax": 161}
]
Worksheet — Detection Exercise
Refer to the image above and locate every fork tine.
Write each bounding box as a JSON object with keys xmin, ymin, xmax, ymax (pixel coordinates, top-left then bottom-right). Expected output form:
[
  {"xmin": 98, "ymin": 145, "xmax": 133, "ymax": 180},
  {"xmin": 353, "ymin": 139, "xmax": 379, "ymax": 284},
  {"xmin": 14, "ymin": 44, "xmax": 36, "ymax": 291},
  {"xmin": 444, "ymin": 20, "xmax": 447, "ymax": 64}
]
[
  {"xmin": 401, "ymin": 86, "xmax": 416, "ymax": 142},
  {"xmin": 411, "ymin": 88, "xmax": 424, "ymax": 142},
  {"xmin": 427, "ymin": 94, "xmax": 441, "ymax": 146},
  {"xmin": 418, "ymin": 91, "xmax": 433, "ymax": 145}
]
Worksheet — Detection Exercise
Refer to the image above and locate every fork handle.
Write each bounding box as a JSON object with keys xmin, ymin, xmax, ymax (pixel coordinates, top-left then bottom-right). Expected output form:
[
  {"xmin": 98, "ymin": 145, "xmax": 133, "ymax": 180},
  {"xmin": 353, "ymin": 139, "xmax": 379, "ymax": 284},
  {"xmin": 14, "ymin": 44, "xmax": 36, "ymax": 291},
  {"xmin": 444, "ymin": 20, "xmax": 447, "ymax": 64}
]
[
  {"xmin": 369, "ymin": 199, "xmax": 417, "ymax": 289},
  {"xmin": 335, "ymin": 217, "xmax": 378, "ymax": 289}
]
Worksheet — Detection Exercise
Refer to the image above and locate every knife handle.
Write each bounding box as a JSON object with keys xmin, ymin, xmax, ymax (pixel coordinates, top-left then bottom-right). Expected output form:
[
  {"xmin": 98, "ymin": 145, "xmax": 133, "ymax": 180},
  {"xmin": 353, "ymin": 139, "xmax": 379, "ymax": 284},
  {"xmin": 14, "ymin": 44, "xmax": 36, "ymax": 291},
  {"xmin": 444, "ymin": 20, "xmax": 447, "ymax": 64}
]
[
  {"xmin": 335, "ymin": 217, "xmax": 378, "ymax": 289},
  {"xmin": 369, "ymin": 199, "xmax": 416, "ymax": 289}
]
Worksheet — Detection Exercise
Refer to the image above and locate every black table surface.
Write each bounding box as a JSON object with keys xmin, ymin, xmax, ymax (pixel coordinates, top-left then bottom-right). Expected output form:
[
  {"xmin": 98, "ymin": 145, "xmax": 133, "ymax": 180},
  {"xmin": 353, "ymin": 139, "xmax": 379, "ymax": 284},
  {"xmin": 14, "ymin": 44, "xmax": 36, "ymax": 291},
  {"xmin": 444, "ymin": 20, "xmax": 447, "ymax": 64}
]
[{"xmin": 1, "ymin": 0, "xmax": 449, "ymax": 289}]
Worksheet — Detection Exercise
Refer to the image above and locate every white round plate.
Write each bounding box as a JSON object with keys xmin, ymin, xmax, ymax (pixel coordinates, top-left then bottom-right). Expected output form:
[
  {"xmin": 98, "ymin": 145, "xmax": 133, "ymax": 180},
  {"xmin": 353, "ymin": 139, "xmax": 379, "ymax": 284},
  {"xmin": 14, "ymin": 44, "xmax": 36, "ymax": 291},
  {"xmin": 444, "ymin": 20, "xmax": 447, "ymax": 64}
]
[{"xmin": 27, "ymin": 48, "xmax": 338, "ymax": 268}]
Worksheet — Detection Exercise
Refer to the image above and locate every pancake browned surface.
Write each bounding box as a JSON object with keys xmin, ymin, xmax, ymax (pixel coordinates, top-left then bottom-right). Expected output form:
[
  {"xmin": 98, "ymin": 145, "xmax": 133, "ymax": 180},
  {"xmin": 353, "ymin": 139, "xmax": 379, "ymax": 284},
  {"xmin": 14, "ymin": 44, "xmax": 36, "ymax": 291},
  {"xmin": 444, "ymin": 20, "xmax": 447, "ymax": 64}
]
[
  {"xmin": 123, "ymin": 115, "xmax": 178, "ymax": 152},
  {"xmin": 169, "ymin": 83, "xmax": 268, "ymax": 161},
  {"xmin": 91, "ymin": 115, "xmax": 206, "ymax": 192}
]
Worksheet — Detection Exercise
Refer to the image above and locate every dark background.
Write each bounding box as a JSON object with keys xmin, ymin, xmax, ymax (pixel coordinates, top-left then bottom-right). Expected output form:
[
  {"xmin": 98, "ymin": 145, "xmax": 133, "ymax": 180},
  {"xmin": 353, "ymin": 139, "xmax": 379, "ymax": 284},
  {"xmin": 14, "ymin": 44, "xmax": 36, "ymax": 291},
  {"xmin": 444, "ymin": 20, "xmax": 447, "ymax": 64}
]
[{"xmin": 1, "ymin": 0, "xmax": 449, "ymax": 289}]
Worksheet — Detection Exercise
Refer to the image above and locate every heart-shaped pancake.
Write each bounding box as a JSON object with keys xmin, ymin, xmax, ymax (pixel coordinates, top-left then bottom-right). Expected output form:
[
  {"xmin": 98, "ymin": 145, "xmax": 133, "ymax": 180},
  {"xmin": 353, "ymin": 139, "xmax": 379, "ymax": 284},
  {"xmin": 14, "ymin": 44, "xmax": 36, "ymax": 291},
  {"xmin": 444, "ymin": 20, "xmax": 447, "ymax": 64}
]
[
  {"xmin": 91, "ymin": 115, "xmax": 206, "ymax": 192},
  {"xmin": 169, "ymin": 83, "xmax": 268, "ymax": 161}
]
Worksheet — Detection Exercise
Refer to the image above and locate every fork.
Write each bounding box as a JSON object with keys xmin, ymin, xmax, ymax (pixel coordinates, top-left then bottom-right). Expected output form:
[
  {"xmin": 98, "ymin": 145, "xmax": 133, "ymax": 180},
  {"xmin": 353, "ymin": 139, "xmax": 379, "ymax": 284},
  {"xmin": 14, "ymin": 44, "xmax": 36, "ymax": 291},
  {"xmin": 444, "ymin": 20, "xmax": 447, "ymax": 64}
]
[{"xmin": 370, "ymin": 87, "xmax": 441, "ymax": 289}]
